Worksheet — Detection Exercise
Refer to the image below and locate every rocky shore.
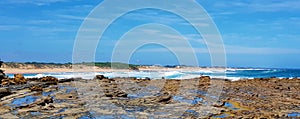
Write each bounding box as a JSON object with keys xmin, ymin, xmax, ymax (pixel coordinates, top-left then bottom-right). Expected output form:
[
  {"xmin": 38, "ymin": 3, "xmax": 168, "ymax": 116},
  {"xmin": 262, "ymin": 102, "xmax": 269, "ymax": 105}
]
[{"xmin": 0, "ymin": 72, "xmax": 299, "ymax": 118}]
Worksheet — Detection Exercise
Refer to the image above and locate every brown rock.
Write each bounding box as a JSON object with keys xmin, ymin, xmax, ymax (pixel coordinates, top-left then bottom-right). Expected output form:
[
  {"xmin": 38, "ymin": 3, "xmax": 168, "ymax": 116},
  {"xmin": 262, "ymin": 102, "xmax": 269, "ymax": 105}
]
[
  {"xmin": 40, "ymin": 76, "xmax": 58, "ymax": 82},
  {"xmin": 0, "ymin": 113, "xmax": 19, "ymax": 119},
  {"xmin": 200, "ymin": 76, "xmax": 210, "ymax": 82},
  {"xmin": 37, "ymin": 97, "xmax": 54, "ymax": 106},
  {"xmin": 105, "ymin": 90, "xmax": 127, "ymax": 98},
  {"xmin": 1, "ymin": 75, "xmax": 27, "ymax": 85},
  {"xmin": 1, "ymin": 80, "xmax": 9, "ymax": 86},
  {"xmin": 14, "ymin": 74, "xmax": 27, "ymax": 84},
  {"xmin": 0, "ymin": 87, "xmax": 11, "ymax": 98},
  {"xmin": 94, "ymin": 75, "xmax": 108, "ymax": 80},
  {"xmin": 30, "ymin": 85, "xmax": 43, "ymax": 91},
  {"xmin": 14, "ymin": 74, "xmax": 24, "ymax": 79},
  {"xmin": 156, "ymin": 93, "xmax": 172, "ymax": 103},
  {"xmin": 0, "ymin": 72, "xmax": 5, "ymax": 81}
]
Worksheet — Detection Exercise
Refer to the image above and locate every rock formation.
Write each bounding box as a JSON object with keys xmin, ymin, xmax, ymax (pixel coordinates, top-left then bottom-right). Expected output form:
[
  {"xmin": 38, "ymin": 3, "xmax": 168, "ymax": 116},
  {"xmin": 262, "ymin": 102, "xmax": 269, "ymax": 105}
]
[
  {"xmin": 1, "ymin": 74, "xmax": 28, "ymax": 85},
  {"xmin": 0, "ymin": 60, "xmax": 7, "ymax": 82}
]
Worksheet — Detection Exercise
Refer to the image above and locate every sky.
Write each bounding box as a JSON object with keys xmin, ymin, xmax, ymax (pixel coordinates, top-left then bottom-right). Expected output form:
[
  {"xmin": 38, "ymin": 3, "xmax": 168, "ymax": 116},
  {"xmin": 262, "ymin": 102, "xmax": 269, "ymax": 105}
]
[{"xmin": 0, "ymin": 0, "xmax": 300, "ymax": 68}]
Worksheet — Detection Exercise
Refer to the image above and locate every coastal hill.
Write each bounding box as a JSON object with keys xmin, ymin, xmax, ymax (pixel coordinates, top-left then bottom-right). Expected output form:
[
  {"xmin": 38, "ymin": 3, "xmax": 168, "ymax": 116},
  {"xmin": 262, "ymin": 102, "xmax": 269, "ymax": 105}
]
[
  {"xmin": 2, "ymin": 62, "xmax": 139, "ymax": 70},
  {"xmin": 2, "ymin": 62, "xmax": 72, "ymax": 69},
  {"xmin": 1, "ymin": 62, "xmax": 220, "ymax": 74}
]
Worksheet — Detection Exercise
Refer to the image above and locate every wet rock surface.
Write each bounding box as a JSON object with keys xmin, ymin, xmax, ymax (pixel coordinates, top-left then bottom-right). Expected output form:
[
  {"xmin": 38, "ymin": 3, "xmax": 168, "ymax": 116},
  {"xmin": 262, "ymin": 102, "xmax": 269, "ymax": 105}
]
[
  {"xmin": 218, "ymin": 78, "xmax": 300, "ymax": 118},
  {"xmin": 0, "ymin": 88, "xmax": 11, "ymax": 98},
  {"xmin": 0, "ymin": 60, "xmax": 7, "ymax": 84},
  {"xmin": 0, "ymin": 75, "xmax": 299, "ymax": 118}
]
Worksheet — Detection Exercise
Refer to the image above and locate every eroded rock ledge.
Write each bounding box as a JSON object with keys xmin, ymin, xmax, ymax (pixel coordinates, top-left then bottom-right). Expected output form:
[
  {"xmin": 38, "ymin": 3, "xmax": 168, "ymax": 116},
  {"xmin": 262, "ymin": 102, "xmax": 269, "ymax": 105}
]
[{"xmin": 0, "ymin": 75, "xmax": 299, "ymax": 118}]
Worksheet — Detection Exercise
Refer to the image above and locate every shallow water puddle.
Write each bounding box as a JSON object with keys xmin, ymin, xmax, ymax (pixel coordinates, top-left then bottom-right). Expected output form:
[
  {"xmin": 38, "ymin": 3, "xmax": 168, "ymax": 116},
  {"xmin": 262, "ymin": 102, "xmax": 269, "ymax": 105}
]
[
  {"xmin": 223, "ymin": 100, "xmax": 250, "ymax": 111},
  {"xmin": 224, "ymin": 102, "xmax": 239, "ymax": 110},
  {"xmin": 42, "ymin": 91, "xmax": 55, "ymax": 97},
  {"xmin": 212, "ymin": 113, "xmax": 229, "ymax": 118},
  {"xmin": 30, "ymin": 111, "xmax": 42, "ymax": 116},
  {"xmin": 182, "ymin": 109, "xmax": 199, "ymax": 117},
  {"xmin": 189, "ymin": 89, "xmax": 207, "ymax": 95},
  {"xmin": 212, "ymin": 112, "xmax": 235, "ymax": 119},
  {"xmin": 57, "ymin": 108, "xmax": 67, "ymax": 113},
  {"xmin": 127, "ymin": 92, "xmax": 157, "ymax": 99},
  {"xmin": 58, "ymin": 86, "xmax": 77, "ymax": 93},
  {"xmin": 288, "ymin": 112, "xmax": 300, "ymax": 118},
  {"xmin": 11, "ymin": 95, "xmax": 40, "ymax": 107},
  {"xmin": 172, "ymin": 96, "xmax": 203, "ymax": 105},
  {"xmin": 91, "ymin": 114, "xmax": 135, "ymax": 119}
]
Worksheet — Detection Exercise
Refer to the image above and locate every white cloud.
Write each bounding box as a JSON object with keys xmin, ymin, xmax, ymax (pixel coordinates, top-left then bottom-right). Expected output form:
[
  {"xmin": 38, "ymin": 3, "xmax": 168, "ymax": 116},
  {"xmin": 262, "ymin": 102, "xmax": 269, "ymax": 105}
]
[
  {"xmin": 137, "ymin": 45, "xmax": 300, "ymax": 55},
  {"xmin": 0, "ymin": 25, "xmax": 20, "ymax": 30},
  {"xmin": 56, "ymin": 14, "xmax": 86, "ymax": 21},
  {"xmin": 0, "ymin": 0, "xmax": 71, "ymax": 6},
  {"xmin": 122, "ymin": 9, "xmax": 211, "ymax": 27},
  {"xmin": 214, "ymin": 0, "xmax": 300, "ymax": 12},
  {"xmin": 130, "ymin": 29, "xmax": 300, "ymax": 55},
  {"xmin": 225, "ymin": 45, "xmax": 300, "ymax": 54}
]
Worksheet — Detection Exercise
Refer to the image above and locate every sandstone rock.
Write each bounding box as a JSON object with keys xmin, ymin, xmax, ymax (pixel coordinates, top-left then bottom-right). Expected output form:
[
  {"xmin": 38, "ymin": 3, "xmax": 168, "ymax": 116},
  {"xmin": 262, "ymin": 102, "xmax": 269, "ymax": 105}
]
[
  {"xmin": 1, "ymin": 79, "xmax": 10, "ymax": 86},
  {"xmin": 94, "ymin": 75, "xmax": 108, "ymax": 80},
  {"xmin": 0, "ymin": 113, "xmax": 19, "ymax": 119},
  {"xmin": 37, "ymin": 97, "xmax": 54, "ymax": 106},
  {"xmin": 115, "ymin": 92, "xmax": 172, "ymax": 108},
  {"xmin": 55, "ymin": 93, "xmax": 78, "ymax": 100},
  {"xmin": 200, "ymin": 76, "xmax": 210, "ymax": 82},
  {"xmin": 30, "ymin": 85, "xmax": 43, "ymax": 91},
  {"xmin": 0, "ymin": 60, "xmax": 8, "ymax": 84},
  {"xmin": 14, "ymin": 74, "xmax": 27, "ymax": 84},
  {"xmin": 161, "ymin": 80, "xmax": 180, "ymax": 95},
  {"xmin": 0, "ymin": 72, "xmax": 5, "ymax": 81},
  {"xmin": 155, "ymin": 92, "xmax": 172, "ymax": 103},
  {"xmin": 14, "ymin": 74, "xmax": 24, "ymax": 79},
  {"xmin": 40, "ymin": 76, "xmax": 58, "ymax": 82},
  {"xmin": 1, "ymin": 75, "xmax": 27, "ymax": 85},
  {"xmin": 105, "ymin": 90, "xmax": 127, "ymax": 98},
  {"xmin": 58, "ymin": 78, "xmax": 75, "ymax": 83},
  {"xmin": 0, "ymin": 106, "xmax": 10, "ymax": 114},
  {"xmin": 0, "ymin": 88, "xmax": 11, "ymax": 98}
]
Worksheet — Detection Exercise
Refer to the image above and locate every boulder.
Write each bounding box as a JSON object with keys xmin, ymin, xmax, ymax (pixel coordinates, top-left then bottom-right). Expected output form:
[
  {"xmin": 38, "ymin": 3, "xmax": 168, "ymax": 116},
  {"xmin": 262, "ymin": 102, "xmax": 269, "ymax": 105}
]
[
  {"xmin": 0, "ymin": 72, "xmax": 4, "ymax": 82},
  {"xmin": 1, "ymin": 74, "xmax": 27, "ymax": 85},
  {"xmin": 200, "ymin": 76, "xmax": 211, "ymax": 82},
  {"xmin": 0, "ymin": 88, "xmax": 11, "ymax": 98},
  {"xmin": 0, "ymin": 60, "xmax": 7, "ymax": 82},
  {"xmin": 94, "ymin": 75, "xmax": 108, "ymax": 80},
  {"xmin": 14, "ymin": 74, "xmax": 27, "ymax": 84},
  {"xmin": 30, "ymin": 85, "xmax": 43, "ymax": 91},
  {"xmin": 40, "ymin": 76, "xmax": 58, "ymax": 82},
  {"xmin": 58, "ymin": 78, "xmax": 76, "ymax": 83},
  {"xmin": 105, "ymin": 90, "xmax": 128, "ymax": 98},
  {"xmin": 0, "ymin": 60, "xmax": 3, "ymax": 68}
]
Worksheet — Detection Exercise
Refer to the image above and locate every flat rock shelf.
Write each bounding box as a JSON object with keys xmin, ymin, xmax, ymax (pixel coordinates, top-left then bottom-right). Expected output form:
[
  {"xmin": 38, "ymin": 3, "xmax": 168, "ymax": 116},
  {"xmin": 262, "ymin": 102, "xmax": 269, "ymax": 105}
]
[{"xmin": 0, "ymin": 75, "xmax": 299, "ymax": 118}]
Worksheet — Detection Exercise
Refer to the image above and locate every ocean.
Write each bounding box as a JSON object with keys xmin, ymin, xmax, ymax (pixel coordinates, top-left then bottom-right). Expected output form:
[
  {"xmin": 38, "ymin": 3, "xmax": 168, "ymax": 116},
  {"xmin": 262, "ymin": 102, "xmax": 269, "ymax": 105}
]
[{"xmin": 6, "ymin": 68, "xmax": 300, "ymax": 81}]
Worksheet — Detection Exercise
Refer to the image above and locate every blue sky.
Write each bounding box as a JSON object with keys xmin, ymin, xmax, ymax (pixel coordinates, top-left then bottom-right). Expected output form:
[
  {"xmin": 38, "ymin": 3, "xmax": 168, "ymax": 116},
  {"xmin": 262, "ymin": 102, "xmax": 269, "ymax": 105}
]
[{"xmin": 0, "ymin": 0, "xmax": 300, "ymax": 68}]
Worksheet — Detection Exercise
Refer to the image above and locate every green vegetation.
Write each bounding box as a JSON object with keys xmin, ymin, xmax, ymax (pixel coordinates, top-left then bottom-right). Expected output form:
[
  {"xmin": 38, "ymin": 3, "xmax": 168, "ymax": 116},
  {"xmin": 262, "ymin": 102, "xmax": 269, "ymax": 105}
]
[
  {"xmin": 4, "ymin": 62, "xmax": 139, "ymax": 70},
  {"xmin": 76, "ymin": 62, "xmax": 139, "ymax": 70}
]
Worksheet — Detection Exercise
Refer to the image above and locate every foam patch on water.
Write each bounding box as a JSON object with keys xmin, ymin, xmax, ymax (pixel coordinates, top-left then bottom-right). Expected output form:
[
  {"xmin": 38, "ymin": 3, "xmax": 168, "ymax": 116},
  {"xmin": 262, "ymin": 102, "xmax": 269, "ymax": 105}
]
[{"xmin": 7, "ymin": 68, "xmax": 300, "ymax": 81}]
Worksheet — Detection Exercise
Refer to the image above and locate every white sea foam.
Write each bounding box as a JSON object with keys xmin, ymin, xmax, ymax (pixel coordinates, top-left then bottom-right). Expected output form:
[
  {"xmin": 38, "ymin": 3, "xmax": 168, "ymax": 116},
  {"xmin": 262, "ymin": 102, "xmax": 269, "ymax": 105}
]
[
  {"xmin": 10, "ymin": 69, "xmax": 266, "ymax": 81},
  {"xmin": 227, "ymin": 68, "xmax": 270, "ymax": 71},
  {"xmin": 6, "ymin": 68, "xmax": 298, "ymax": 82}
]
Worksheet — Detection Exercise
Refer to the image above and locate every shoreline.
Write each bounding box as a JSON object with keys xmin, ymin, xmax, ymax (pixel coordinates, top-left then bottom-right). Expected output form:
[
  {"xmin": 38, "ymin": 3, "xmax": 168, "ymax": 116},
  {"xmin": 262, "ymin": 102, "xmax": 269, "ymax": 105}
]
[
  {"xmin": 3, "ymin": 68, "xmax": 298, "ymax": 81},
  {"xmin": 3, "ymin": 67, "xmax": 225, "ymax": 74}
]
